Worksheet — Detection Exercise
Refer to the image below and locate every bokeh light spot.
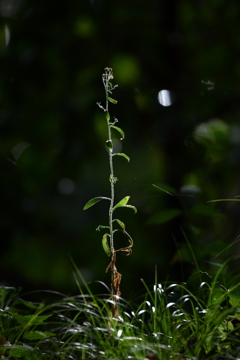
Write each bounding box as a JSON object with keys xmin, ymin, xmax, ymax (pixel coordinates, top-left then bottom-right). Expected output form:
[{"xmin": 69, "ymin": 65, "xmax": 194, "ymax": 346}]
[
  {"xmin": 158, "ymin": 90, "xmax": 174, "ymax": 106},
  {"xmin": 111, "ymin": 55, "xmax": 140, "ymax": 85},
  {"xmin": 58, "ymin": 178, "xmax": 75, "ymax": 195},
  {"xmin": 11, "ymin": 142, "xmax": 31, "ymax": 161},
  {"xmin": 4, "ymin": 25, "xmax": 10, "ymax": 46}
]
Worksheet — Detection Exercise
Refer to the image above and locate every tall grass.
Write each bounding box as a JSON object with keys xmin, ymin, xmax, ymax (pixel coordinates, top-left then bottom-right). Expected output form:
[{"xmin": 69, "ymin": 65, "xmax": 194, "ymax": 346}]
[{"xmin": 1, "ymin": 263, "xmax": 240, "ymax": 359}]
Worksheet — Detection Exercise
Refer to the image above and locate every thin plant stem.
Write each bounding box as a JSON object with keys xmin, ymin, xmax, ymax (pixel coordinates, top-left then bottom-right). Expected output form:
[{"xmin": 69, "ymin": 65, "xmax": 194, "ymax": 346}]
[
  {"xmin": 102, "ymin": 69, "xmax": 116, "ymax": 298},
  {"xmin": 84, "ymin": 68, "xmax": 135, "ymax": 312}
]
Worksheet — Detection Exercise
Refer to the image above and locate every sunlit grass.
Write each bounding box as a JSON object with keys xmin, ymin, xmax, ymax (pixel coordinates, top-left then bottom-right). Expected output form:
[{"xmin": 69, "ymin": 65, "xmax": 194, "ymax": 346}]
[{"xmin": 1, "ymin": 264, "xmax": 240, "ymax": 359}]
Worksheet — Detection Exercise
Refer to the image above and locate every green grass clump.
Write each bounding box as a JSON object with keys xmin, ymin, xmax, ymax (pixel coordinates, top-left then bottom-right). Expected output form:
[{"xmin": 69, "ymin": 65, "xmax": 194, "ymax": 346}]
[{"xmin": 1, "ymin": 266, "xmax": 240, "ymax": 359}]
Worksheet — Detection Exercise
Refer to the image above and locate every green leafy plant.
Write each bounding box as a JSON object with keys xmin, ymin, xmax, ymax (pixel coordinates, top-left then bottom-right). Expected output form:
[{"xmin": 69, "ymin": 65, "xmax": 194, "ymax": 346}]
[{"xmin": 83, "ymin": 67, "xmax": 136, "ymax": 316}]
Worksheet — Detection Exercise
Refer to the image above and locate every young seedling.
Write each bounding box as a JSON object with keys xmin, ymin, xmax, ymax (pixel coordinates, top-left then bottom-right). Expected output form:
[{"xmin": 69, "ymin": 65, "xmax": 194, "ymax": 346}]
[{"xmin": 83, "ymin": 67, "xmax": 136, "ymax": 316}]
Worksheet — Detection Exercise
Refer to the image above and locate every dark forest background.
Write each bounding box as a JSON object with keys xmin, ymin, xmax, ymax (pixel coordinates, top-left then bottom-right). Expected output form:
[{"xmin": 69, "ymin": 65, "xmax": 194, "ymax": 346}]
[{"xmin": 1, "ymin": 0, "xmax": 240, "ymax": 298}]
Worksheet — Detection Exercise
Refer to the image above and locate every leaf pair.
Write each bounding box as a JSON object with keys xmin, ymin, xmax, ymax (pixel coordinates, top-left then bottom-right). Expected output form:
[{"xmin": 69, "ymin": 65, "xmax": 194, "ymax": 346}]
[{"xmin": 83, "ymin": 195, "xmax": 137, "ymax": 214}]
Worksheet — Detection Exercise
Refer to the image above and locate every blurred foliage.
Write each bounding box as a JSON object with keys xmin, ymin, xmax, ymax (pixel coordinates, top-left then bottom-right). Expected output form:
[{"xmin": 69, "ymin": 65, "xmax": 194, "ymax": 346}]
[{"xmin": 0, "ymin": 0, "xmax": 240, "ymax": 297}]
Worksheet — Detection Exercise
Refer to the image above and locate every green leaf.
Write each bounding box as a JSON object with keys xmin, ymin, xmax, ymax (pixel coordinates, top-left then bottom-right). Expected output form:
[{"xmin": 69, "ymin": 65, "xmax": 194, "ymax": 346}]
[
  {"xmin": 9, "ymin": 346, "xmax": 33, "ymax": 357},
  {"xmin": 112, "ymin": 197, "xmax": 137, "ymax": 214},
  {"xmin": 21, "ymin": 300, "xmax": 39, "ymax": 309},
  {"xmin": 12, "ymin": 314, "xmax": 51, "ymax": 326},
  {"xmin": 106, "ymin": 140, "xmax": 113, "ymax": 152},
  {"xmin": 106, "ymin": 111, "xmax": 110, "ymax": 120},
  {"xmin": 112, "ymin": 196, "xmax": 130, "ymax": 211},
  {"xmin": 228, "ymin": 289, "xmax": 240, "ymax": 307},
  {"xmin": 102, "ymin": 234, "xmax": 111, "ymax": 256},
  {"xmin": 228, "ymin": 289, "xmax": 240, "ymax": 300},
  {"xmin": 229, "ymin": 298, "xmax": 240, "ymax": 308},
  {"xmin": 114, "ymin": 219, "xmax": 125, "ymax": 230},
  {"xmin": 8, "ymin": 346, "xmax": 42, "ymax": 359},
  {"xmin": 108, "ymin": 97, "xmax": 118, "ymax": 104},
  {"xmin": 124, "ymin": 205, "xmax": 137, "ymax": 213},
  {"xmin": 209, "ymin": 289, "xmax": 225, "ymax": 305},
  {"xmin": 83, "ymin": 197, "xmax": 111, "ymax": 210},
  {"xmin": 96, "ymin": 225, "xmax": 110, "ymax": 231},
  {"xmin": 147, "ymin": 209, "xmax": 182, "ymax": 224},
  {"xmin": 24, "ymin": 331, "xmax": 55, "ymax": 340},
  {"xmin": 113, "ymin": 153, "xmax": 130, "ymax": 162},
  {"xmin": 110, "ymin": 126, "xmax": 125, "ymax": 140}
]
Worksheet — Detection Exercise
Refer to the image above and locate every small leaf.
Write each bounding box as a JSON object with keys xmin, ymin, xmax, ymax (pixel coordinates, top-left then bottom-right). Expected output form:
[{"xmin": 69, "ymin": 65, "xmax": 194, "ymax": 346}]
[
  {"xmin": 112, "ymin": 197, "xmax": 137, "ymax": 213},
  {"xmin": 106, "ymin": 112, "xmax": 110, "ymax": 120},
  {"xmin": 117, "ymin": 247, "xmax": 132, "ymax": 256},
  {"xmin": 24, "ymin": 331, "xmax": 55, "ymax": 340},
  {"xmin": 106, "ymin": 140, "xmax": 113, "ymax": 152},
  {"xmin": 112, "ymin": 196, "xmax": 130, "ymax": 211},
  {"xmin": 228, "ymin": 289, "xmax": 240, "ymax": 300},
  {"xmin": 113, "ymin": 153, "xmax": 130, "ymax": 162},
  {"xmin": 96, "ymin": 225, "xmax": 110, "ymax": 231},
  {"xmin": 102, "ymin": 234, "xmax": 111, "ymax": 256},
  {"xmin": 124, "ymin": 205, "xmax": 137, "ymax": 213},
  {"xmin": 113, "ymin": 219, "xmax": 125, "ymax": 230},
  {"xmin": 210, "ymin": 289, "xmax": 225, "ymax": 305},
  {"xmin": 21, "ymin": 300, "xmax": 39, "ymax": 309},
  {"xmin": 115, "ymin": 232, "xmax": 133, "ymax": 256},
  {"xmin": 108, "ymin": 97, "xmax": 118, "ymax": 104},
  {"xmin": 12, "ymin": 314, "xmax": 51, "ymax": 326},
  {"xmin": 126, "ymin": 235, "xmax": 133, "ymax": 248},
  {"xmin": 9, "ymin": 346, "xmax": 33, "ymax": 357},
  {"xmin": 147, "ymin": 209, "xmax": 182, "ymax": 224},
  {"xmin": 110, "ymin": 126, "xmax": 125, "ymax": 140},
  {"xmin": 83, "ymin": 197, "xmax": 111, "ymax": 210}
]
